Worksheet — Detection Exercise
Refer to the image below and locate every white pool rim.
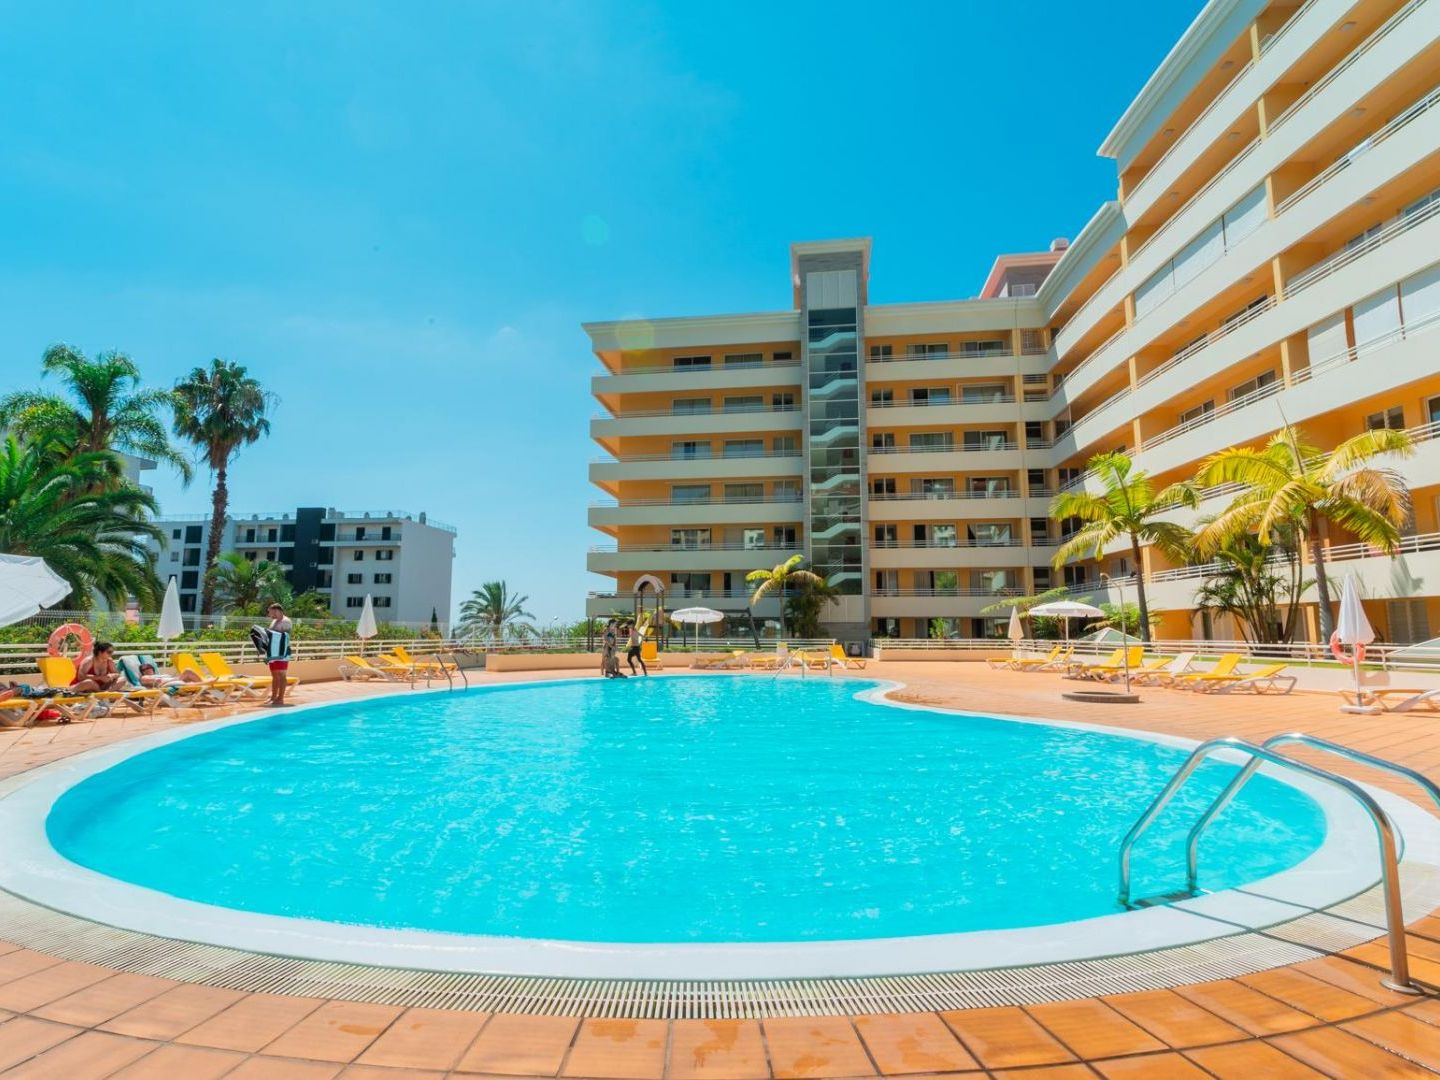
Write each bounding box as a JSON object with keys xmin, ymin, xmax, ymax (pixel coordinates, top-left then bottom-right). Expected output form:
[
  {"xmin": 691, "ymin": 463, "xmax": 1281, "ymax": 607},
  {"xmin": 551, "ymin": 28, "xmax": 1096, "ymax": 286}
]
[{"xmin": 0, "ymin": 675, "xmax": 1435, "ymax": 981}]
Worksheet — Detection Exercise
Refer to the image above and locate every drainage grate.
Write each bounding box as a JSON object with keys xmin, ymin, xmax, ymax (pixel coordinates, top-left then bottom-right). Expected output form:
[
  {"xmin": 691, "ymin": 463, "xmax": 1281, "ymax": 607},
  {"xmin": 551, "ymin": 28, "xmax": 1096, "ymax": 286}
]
[{"xmin": 1, "ymin": 875, "xmax": 1434, "ymax": 1018}]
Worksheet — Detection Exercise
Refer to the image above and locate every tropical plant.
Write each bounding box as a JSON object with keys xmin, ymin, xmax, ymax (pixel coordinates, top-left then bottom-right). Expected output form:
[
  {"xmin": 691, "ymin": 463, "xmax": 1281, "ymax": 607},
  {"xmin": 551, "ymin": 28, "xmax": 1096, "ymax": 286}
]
[
  {"xmin": 746, "ymin": 554, "xmax": 823, "ymax": 637},
  {"xmin": 172, "ymin": 359, "xmax": 276, "ymax": 614},
  {"xmin": 1050, "ymin": 451, "xmax": 1199, "ymax": 642},
  {"xmin": 1084, "ymin": 602, "xmax": 1155, "ymax": 638},
  {"xmin": 0, "ymin": 436, "xmax": 162, "ymax": 607},
  {"xmin": 980, "ymin": 585, "xmax": 1073, "ymax": 640},
  {"xmin": 1195, "ymin": 425, "xmax": 1413, "ymax": 640},
  {"xmin": 1192, "ymin": 529, "xmax": 1310, "ymax": 644},
  {"xmin": 457, "ymin": 581, "xmax": 536, "ymax": 641},
  {"xmin": 0, "ymin": 344, "xmax": 192, "ymax": 480},
  {"xmin": 784, "ymin": 573, "xmax": 840, "ymax": 638},
  {"xmin": 206, "ymin": 554, "xmax": 289, "ymax": 613}
]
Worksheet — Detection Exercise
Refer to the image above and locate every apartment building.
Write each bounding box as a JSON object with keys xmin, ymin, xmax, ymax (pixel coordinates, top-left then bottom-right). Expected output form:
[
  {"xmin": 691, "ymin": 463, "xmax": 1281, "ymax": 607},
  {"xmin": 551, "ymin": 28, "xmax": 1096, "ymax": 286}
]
[
  {"xmin": 586, "ymin": 0, "xmax": 1440, "ymax": 645},
  {"xmin": 150, "ymin": 508, "xmax": 456, "ymax": 626}
]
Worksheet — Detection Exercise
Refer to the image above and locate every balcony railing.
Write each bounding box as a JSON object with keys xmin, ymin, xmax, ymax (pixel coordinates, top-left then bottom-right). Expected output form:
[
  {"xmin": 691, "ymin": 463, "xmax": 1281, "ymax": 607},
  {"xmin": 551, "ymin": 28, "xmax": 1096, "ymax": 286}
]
[
  {"xmin": 873, "ymin": 538, "xmax": 1022, "ymax": 549},
  {"xmin": 1286, "ymin": 196, "xmax": 1440, "ymax": 297},
  {"xmin": 595, "ymin": 404, "xmax": 801, "ymax": 420},
  {"xmin": 871, "ymin": 489, "xmax": 1020, "ymax": 502},
  {"xmin": 589, "ymin": 542, "xmax": 796, "ymax": 554},
  {"xmin": 869, "ymin": 395, "xmax": 1017, "ymax": 409},
  {"xmin": 599, "ymin": 359, "xmax": 801, "ymax": 378},
  {"xmin": 591, "ymin": 494, "xmax": 805, "ymax": 509},
  {"xmin": 1267, "ymin": 0, "xmax": 1428, "ymax": 138},
  {"xmin": 873, "ymin": 587, "xmax": 1025, "ymax": 598},
  {"xmin": 869, "ymin": 441, "xmax": 1018, "ymax": 454},
  {"xmin": 868, "ymin": 347, "xmax": 1012, "ymax": 364},
  {"xmin": 592, "ymin": 450, "xmax": 803, "ymax": 464}
]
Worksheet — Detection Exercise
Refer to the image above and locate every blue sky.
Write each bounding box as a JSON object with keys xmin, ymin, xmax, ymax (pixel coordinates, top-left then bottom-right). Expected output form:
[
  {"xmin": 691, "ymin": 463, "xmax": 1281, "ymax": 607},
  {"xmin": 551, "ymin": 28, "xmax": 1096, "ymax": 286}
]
[{"xmin": 0, "ymin": 1, "xmax": 1198, "ymax": 623}]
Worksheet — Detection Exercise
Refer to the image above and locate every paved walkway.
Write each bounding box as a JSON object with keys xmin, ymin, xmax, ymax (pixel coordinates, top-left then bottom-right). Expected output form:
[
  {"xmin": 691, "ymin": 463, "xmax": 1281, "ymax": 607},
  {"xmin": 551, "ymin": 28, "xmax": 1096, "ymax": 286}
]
[{"xmin": 0, "ymin": 664, "xmax": 1435, "ymax": 1078}]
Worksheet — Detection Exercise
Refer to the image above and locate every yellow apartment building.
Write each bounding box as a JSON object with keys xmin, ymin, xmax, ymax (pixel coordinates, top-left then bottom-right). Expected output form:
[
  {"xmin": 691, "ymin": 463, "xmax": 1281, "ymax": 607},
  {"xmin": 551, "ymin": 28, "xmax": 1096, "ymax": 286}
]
[{"xmin": 585, "ymin": 0, "xmax": 1440, "ymax": 648}]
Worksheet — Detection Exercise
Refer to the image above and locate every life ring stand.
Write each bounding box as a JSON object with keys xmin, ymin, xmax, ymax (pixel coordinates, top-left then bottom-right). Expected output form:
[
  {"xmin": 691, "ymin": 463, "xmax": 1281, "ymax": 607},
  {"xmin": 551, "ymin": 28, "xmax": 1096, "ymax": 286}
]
[
  {"xmin": 46, "ymin": 623, "xmax": 94, "ymax": 660},
  {"xmin": 1329, "ymin": 630, "xmax": 1366, "ymax": 665}
]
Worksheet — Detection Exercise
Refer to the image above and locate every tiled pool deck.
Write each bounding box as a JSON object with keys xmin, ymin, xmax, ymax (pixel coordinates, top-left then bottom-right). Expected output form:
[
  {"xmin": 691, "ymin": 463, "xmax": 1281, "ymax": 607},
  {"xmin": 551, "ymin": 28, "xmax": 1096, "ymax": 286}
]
[{"xmin": 0, "ymin": 664, "xmax": 1436, "ymax": 1078}]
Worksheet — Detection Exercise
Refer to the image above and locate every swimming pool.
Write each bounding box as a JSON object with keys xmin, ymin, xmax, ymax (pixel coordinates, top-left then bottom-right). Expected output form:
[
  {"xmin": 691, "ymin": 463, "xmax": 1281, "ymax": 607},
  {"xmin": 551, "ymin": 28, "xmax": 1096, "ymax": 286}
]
[{"xmin": 42, "ymin": 677, "xmax": 1329, "ymax": 950}]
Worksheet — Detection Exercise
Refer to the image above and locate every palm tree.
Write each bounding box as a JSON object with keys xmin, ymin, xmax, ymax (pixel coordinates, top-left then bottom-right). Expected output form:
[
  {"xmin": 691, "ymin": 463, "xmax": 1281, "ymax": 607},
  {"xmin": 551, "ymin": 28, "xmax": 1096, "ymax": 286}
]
[
  {"xmin": 746, "ymin": 554, "xmax": 823, "ymax": 638},
  {"xmin": 785, "ymin": 573, "xmax": 840, "ymax": 638},
  {"xmin": 0, "ymin": 437, "xmax": 162, "ymax": 607},
  {"xmin": 207, "ymin": 554, "xmax": 289, "ymax": 613},
  {"xmin": 457, "ymin": 581, "xmax": 536, "ymax": 641},
  {"xmin": 172, "ymin": 360, "xmax": 275, "ymax": 614},
  {"xmin": 1195, "ymin": 425, "xmax": 1413, "ymax": 640},
  {"xmin": 1050, "ymin": 451, "xmax": 1199, "ymax": 643},
  {"xmin": 0, "ymin": 344, "xmax": 192, "ymax": 480}
]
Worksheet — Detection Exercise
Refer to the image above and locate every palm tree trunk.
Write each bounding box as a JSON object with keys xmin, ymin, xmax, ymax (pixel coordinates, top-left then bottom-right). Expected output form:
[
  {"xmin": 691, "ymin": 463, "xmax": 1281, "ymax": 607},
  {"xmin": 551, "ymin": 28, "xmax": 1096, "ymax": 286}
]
[
  {"xmin": 200, "ymin": 461, "xmax": 228, "ymax": 616},
  {"xmin": 1130, "ymin": 535, "xmax": 1151, "ymax": 643},
  {"xmin": 1309, "ymin": 512, "xmax": 1334, "ymax": 641}
]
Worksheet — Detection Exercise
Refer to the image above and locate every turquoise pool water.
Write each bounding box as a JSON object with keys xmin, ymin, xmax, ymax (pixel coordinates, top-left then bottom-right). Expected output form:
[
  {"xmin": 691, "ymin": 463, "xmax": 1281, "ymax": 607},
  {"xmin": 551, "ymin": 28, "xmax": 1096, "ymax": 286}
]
[{"xmin": 47, "ymin": 678, "xmax": 1327, "ymax": 943}]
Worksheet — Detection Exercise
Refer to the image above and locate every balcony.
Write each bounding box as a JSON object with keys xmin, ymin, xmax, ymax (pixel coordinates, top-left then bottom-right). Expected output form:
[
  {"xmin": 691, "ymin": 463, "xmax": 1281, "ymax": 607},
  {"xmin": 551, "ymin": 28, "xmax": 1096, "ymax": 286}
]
[
  {"xmin": 869, "ymin": 490, "xmax": 1050, "ymax": 521},
  {"xmin": 593, "ymin": 359, "xmax": 801, "ymax": 398},
  {"xmin": 589, "ymin": 451, "xmax": 803, "ymax": 485},
  {"xmin": 587, "ymin": 543, "xmax": 798, "ymax": 573},
  {"xmin": 591, "ymin": 405, "xmax": 803, "ymax": 441},
  {"xmin": 867, "ymin": 442, "xmax": 1027, "ymax": 473},
  {"xmin": 868, "ymin": 395, "xmax": 1048, "ymax": 427},
  {"xmin": 588, "ymin": 494, "xmax": 805, "ymax": 529},
  {"xmin": 864, "ymin": 349, "xmax": 1049, "ymax": 382}
]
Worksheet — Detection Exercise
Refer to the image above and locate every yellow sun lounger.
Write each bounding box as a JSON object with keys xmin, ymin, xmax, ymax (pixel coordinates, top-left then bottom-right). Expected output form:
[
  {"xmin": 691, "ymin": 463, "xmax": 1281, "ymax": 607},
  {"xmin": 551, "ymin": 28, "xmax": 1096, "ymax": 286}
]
[
  {"xmin": 640, "ymin": 640, "xmax": 665, "ymax": 670},
  {"xmin": 201, "ymin": 651, "xmax": 296, "ymax": 690},
  {"xmin": 1174, "ymin": 653, "xmax": 1243, "ymax": 688},
  {"xmin": 1076, "ymin": 647, "xmax": 1146, "ymax": 681},
  {"xmin": 36, "ymin": 656, "xmax": 163, "ymax": 715},
  {"xmin": 829, "ymin": 643, "xmax": 865, "ymax": 669},
  {"xmin": 1012, "ymin": 645, "xmax": 1073, "ymax": 672},
  {"xmin": 341, "ymin": 655, "xmax": 405, "ymax": 681},
  {"xmin": 1201, "ymin": 663, "xmax": 1297, "ymax": 694},
  {"xmin": 391, "ymin": 645, "xmax": 456, "ymax": 674}
]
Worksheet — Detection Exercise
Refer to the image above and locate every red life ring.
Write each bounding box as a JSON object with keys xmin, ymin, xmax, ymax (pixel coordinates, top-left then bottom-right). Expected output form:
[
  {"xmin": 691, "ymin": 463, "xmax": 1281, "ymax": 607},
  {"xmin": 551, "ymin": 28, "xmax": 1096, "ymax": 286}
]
[
  {"xmin": 46, "ymin": 623, "xmax": 93, "ymax": 660},
  {"xmin": 1329, "ymin": 630, "xmax": 1366, "ymax": 665}
]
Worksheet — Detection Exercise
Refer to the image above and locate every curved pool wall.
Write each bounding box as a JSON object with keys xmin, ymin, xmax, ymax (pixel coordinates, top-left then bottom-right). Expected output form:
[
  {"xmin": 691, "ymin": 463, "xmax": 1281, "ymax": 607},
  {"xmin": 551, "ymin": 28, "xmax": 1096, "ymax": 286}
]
[{"xmin": 0, "ymin": 676, "xmax": 1433, "ymax": 980}]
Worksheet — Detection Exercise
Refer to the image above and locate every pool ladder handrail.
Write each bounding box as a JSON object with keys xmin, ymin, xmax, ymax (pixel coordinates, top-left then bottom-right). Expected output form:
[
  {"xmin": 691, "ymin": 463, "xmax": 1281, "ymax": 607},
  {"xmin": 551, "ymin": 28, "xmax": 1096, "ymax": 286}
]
[{"xmin": 1117, "ymin": 735, "xmax": 1421, "ymax": 994}]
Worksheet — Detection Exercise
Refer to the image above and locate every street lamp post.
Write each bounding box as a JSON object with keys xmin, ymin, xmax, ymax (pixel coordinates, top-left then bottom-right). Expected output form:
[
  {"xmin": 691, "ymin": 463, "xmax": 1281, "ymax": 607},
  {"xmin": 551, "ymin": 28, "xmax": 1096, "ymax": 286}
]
[{"xmin": 1100, "ymin": 573, "xmax": 1133, "ymax": 694}]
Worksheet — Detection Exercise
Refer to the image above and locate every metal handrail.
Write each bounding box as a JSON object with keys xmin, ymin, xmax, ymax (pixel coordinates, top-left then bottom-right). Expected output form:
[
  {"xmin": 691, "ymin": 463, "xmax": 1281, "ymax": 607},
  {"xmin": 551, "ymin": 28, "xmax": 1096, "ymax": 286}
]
[
  {"xmin": 1117, "ymin": 736, "xmax": 1419, "ymax": 993},
  {"xmin": 1183, "ymin": 733, "xmax": 1440, "ymax": 896}
]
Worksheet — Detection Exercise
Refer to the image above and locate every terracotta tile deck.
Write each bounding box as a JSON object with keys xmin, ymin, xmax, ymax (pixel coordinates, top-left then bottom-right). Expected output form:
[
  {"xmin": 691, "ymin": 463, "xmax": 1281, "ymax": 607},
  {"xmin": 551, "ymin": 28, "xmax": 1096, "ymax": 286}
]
[{"xmin": 0, "ymin": 662, "xmax": 1436, "ymax": 1077}]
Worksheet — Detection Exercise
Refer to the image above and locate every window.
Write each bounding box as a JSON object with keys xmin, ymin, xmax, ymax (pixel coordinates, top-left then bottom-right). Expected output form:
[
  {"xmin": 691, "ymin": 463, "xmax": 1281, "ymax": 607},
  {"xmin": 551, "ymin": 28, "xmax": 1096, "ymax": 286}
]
[
  {"xmin": 317, "ymin": 547, "xmax": 333, "ymax": 565},
  {"xmin": 183, "ymin": 548, "xmax": 200, "ymax": 566},
  {"xmin": 962, "ymin": 430, "xmax": 1007, "ymax": 450},
  {"xmin": 971, "ymin": 523, "xmax": 1013, "ymax": 546},
  {"xmin": 1221, "ymin": 295, "xmax": 1269, "ymax": 330},
  {"xmin": 1354, "ymin": 284, "xmax": 1402, "ymax": 349},
  {"xmin": 870, "ymin": 388, "xmax": 894, "ymax": 405},
  {"xmin": 961, "ymin": 384, "xmax": 1006, "ymax": 403},
  {"xmin": 1028, "ymin": 469, "xmax": 1047, "ymax": 493},
  {"xmin": 1366, "ymin": 406, "xmax": 1405, "ymax": 431},
  {"xmin": 961, "ymin": 340, "xmax": 1005, "ymax": 355},
  {"xmin": 910, "ymin": 386, "xmax": 951, "ymax": 405},
  {"xmin": 772, "ymin": 480, "xmax": 800, "ymax": 500},
  {"xmin": 967, "ymin": 476, "xmax": 1012, "ymax": 496},
  {"xmin": 243, "ymin": 551, "xmax": 257, "ymax": 562},
  {"xmin": 723, "ymin": 439, "xmax": 764, "ymax": 458},
  {"xmin": 905, "ymin": 342, "xmax": 948, "ymax": 358},
  {"xmin": 171, "ymin": 528, "xmax": 181, "ymax": 540},
  {"xmin": 874, "ymin": 570, "xmax": 899, "ymax": 592},
  {"xmin": 874, "ymin": 524, "xmax": 897, "ymax": 545},
  {"xmin": 376, "ymin": 549, "xmax": 394, "ymax": 561},
  {"xmin": 381, "ymin": 526, "xmax": 392, "ymax": 541},
  {"xmin": 168, "ymin": 551, "xmax": 178, "ymax": 562},
  {"xmin": 871, "ymin": 432, "xmax": 896, "ymax": 450},
  {"xmin": 1030, "ymin": 517, "xmax": 1051, "ymax": 540},
  {"xmin": 374, "ymin": 597, "xmax": 392, "ymax": 608},
  {"xmin": 354, "ymin": 526, "xmax": 366, "ymax": 541},
  {"xmin": 724, "ymin": 395, "xmax": 764, "ymax": 413},
  {"xmin": 913, "ymin": 477, "xmax": 955, "ymax": 498},
  {"xmin": 1178, "ymin": 400, "xmax": 1215, "ymax": 425},
  {"xmin": 932, "ymin": 524, "xmax": 958, "ymax": 547},
  {"xmin": 724, "ymin": 483, "xmax": 763, "ymax": 502},
  {"xmin": 672, "ymin": 440, "xmax": 711, "ymax": 459},
  {"xmin": 1025, "ymin": 421, "xmax": 1045, "ymax": 444},
  {"xmin": 923, "ymin": 570, "xmax": 960, "ymax": 593},
  {"xmin": 670, "ymin": 573, "xmax": 710, "ymax": 593},
  {"xmin": 1429, "ymin": 396, "xmax": 1440, "ymax": 426},
  {"xmin": 347, "ymin": 573, "xmax": 362, "ymax": 584},
  {"xmin": 185, "ymin": 525, "xmax": 202, "ymax": 544},
  {"xmin": 354, "ymin": 550, "xmax": 365, "ymax": 561},
  {"xmin": 742, "ymin": 528, "xmax": 766, "ymax": 549},
  {"xmin": 871, "ymin": 477, "xmax": 896, "ymax": 497},
  {"xmin": 266, "ymin": 528, "xmax": 277, "ymax": 542},
  {"xmin": 280, "ymin": 524, "xmax": 295, "ymax": 542},
  {"xmin": 278, "ymin": 547, "xmax": 294, "ymax": 565},
  {"xmin": 671, "ymin": 397, "xmax": 711, "ymax": 415},
  {"xmin": 868, "ymin": 344, "xmax": 893, "ymax": 360},
  {"xmin": 319, "ymin": 523, "xmax": 336, "ymax": 541},
  {"xmin": 672, "ymin": 354, "xmax": 712, "ymax": 369},
  {"xmin": 772, "ymin": 351, "xmax": 793, "ymax": 362},
  {"xmin": 723, "ymin": 352, "xmax": 762, "ymax": 367},
  {"xmin": 772, "ymin": 526, "xmax": 796, "ymax": 546},
  {"xmin": 911, "ymin": 432, "xmax": 955, "ymax": 450},
  {"xmin": 1228, "ymin": 370, "xmax": 1277, "ymax": 401},
  {"xmin": 1020, "ymin": 329, "xmax": 1046, "ymax": 353},
  {"xmin": 179, "ymin": 594, "xmax": 195, "ymax": 613},
  {"xmin": 771, "ymin": 392, "xmax": 794, "ymax": 410},
  {"xmin": 1058, "ymin": 467, "xmax": 1081, "ymax": 486},
  {"xmin": 773, "ymin": 435, "xmax": 797, "ymax": 454},
  {"xmin": 346, "ymin": 596, "xmax": 365, "ymax": 608},
  {"xmin": 978, "ymin": 569, "xmax": 1012, "ymax": 594},
  {"xmin": 374, "ymin": 573, "xmax": 392, "ymax": 584},
  {"xmin": 181, "ymin": 571, "xmax": 199, "ymax": 589},
  {"xmin": 670, "ymin": 528, "xmax": 711, "ymax": 549},
  {"xmin": 671, "ymin": 484, "xmax": 711, "ymax": 503},
  {"xmin": 1402, "ymin": 186, "xmax": 1440, "ymax": 218}
]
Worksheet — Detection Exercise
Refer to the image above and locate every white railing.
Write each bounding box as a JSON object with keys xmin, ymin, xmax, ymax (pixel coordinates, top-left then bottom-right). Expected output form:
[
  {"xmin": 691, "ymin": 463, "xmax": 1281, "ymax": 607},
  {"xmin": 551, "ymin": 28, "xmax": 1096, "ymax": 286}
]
[
  {"xmin": 1129, "ymin": 137, "xmax": 1262, "ymax": 270},
  {"xmin": 599, "ymin": 360, "xmax": 801, "ymax": 378},
  {"xmin": 0, "ymin": 637, "xmax": 465, "ymax": 676},
  {"xmin": 596, "ymin": 404, "xmax": 801, "ymax": 421},
  {"xmin": 1135, "ymin": 295, "xmax": 1278, "ymax": 391},
  {"xmin": 870, "ymin": 490, "xmax": 1020, "ymax": 502},
  {"xmin": 1277, "ymin": 82, "xmax": 1440, "ymax": 215},
  {"xmin": 589, "ymin": 543, "xmax": 795, "ymax": 554},
  {"xmin": 870, "ymin": 442, "xmax": 1017, "ymax": 454},
  {"xmin": 869, "ymin": 395, "xmax": 1017, "ymax": 409},
  {"xmin": 1268, "ymin": 0, "xmax": 1428, "ymax": 138},
  {"xmin": 1057, "ymin": 321, "xmax": 1128, "ymax": 388},
  {"xmin": 591, "ymin": 494, "xmax": 805, "ymax": 509},
  {"xmin": 868, "ymin": 348, "xmax": 1013, "ymax": 364},
  {"xmin": 1286, "ymin": 197, "xmax": 1440, "ymax": 296},
  {"xmin": 591, "ymin": 450, "xmax": 803, "ymax": 464},
  {"xmin": 873, "ymin": 588, "xmax": 1025, "ymax": 598}
]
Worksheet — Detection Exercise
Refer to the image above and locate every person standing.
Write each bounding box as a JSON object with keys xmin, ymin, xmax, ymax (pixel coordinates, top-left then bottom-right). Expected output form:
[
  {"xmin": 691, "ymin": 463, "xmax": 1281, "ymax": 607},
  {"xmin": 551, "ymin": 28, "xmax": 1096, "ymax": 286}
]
[
  {"xmin": 601, "ymin": 619, "xmax": 617, "ymax": 678},
  {"xmin": 266, "ymin": 602, "xmax": 293, "ymax": 706},
  {"xmin": 625, "ymin": 623, "xmax": 647, "ymax": 676}
]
